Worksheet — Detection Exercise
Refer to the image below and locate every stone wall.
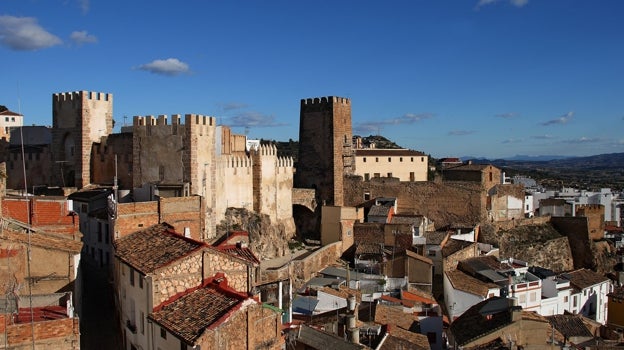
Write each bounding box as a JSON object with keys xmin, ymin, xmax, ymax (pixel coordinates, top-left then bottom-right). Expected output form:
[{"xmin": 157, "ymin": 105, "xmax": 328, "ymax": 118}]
[
  {"xmin": 344, "ymin": 177, "xmax": 485, "ymax": 228},
  {"xmin": 550, "ymin": 217, "xmax": 594, "ymax": 270},
  {"xmin": 91, "ymin": 133, "xmax": 133, "ymax": 189},
  {"xmin": 203, "ymin": 248, "xmax": 250, "ymax": 293},
  {"xmin": 51, "ymin": 91, "xmax": 113, "ymax": 189},
  {"xmin": 502, "ymin": 236, "xmax": 574, "ymax": 273},
  {"xmin": 197, "ymin": 302, "xmax": 283, "ymax": 350},
  {"xmin": 443, "ymin": 243, "xmax": 478, "ymax": 272},
  {"xmin": 295, "ymin": 97, "xmax": 352, "ymax": 207},
  {"xmin": 291, "ymin": 242, "xmax": 342, "ymax": 289},
  {"xmin": 153, "ymin": 252, "xmax": 204, "ymax": 306}
]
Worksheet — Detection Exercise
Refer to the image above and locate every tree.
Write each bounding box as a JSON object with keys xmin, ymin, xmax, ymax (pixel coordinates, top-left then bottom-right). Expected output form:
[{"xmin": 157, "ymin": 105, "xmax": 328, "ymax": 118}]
[{"xmin": 0, "ymin": 105, "xmax": 7, "ymax": 113}]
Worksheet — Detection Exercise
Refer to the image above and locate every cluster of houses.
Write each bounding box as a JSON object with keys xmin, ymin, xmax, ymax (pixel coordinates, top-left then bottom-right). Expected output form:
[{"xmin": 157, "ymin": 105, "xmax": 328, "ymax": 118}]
[{"xmin": 1, "ymin": 94, "xmax": 624, "ymax": 350}]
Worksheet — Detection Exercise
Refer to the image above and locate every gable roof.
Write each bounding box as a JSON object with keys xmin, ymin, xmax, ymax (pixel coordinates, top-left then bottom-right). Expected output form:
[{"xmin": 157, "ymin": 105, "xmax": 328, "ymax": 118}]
[
  {"xmin": 547, "ymin": 314, "xmax": 593, "ymax": 339},
  {"xmin": 149, "ymin": 277, "xmax": 251, "ymax": 345},
  {"xmin": 114, "ymin": 223, "xmax": 205, "ymax": 274},
  {"xmin": 0, "ymin": 227, "xmax": 82, "ymax": 254},
  {"xmin": 562, "ymin": 269, "xmax": 609, "ymax": 290},
  {"xmin": 378, "ymin": 325, "xmax": 431, "ymax": 350},
  {"xmin": 445, "ymin": 269, "xmax": 499, "ymax": 297},
  {"xmin": 294, "ymin": 325, "xmax": 366, "ymax": 350},
  {"xmin": 450, "ymin": 297, "xmax": 517, "ymax": 346}
]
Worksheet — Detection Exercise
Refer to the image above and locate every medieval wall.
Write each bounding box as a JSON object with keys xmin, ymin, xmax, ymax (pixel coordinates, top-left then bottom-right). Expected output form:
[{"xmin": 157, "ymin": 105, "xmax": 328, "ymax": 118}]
[
  {"xmin": 91, "ymin": 132, "xmax": 133, "ymax": 189},
  {"xmin": 344, "ymin": 177, "xmax": 485, "ymax": 228},
  {"xmin": 576, "ymin": 204, "xmax": 605, "ymax": 241},
  {"xmin": 215, "ymin": 155, "xmax": 253, "ymax": 224},
  {"xmin": 51, "ymin": 91, "xmax": 113, "ymax": 189},
  {"xmin": 488, "ymin": 184, "xmax": 525, "ymax": 221},
  {"xmin": 252, "ymin": 144, "xmax": 294, "ymax": 224},
  {"xmin": 296, "ymin": 96, "xmax": 352, "ymax": 206},
  {"xmin": 5, "ymin": 145, "xmax": 53, "ymax": 190}
]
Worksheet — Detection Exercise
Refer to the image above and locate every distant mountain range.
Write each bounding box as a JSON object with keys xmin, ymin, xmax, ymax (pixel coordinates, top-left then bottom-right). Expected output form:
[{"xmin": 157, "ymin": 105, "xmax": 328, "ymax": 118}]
[
  {"xmin": 465, "ymin": 152, "xmax": 624, "ymax": 170},
  {"xmin": 462, "ymin": 155, "xmax": 570, "ymax": 162}
]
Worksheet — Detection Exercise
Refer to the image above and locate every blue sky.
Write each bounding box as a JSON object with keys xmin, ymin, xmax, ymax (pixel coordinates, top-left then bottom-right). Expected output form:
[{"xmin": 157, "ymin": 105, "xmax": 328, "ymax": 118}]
[{"xmin": 1, "ymin": 0, "xmax": 623, "ymax": 158}]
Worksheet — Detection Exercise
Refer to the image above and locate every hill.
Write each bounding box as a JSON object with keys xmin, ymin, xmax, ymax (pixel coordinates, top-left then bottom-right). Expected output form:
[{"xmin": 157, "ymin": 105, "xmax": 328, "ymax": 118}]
[{"xmin": 469, "ymin": 153, "xmax": 624, "ymax": 190}]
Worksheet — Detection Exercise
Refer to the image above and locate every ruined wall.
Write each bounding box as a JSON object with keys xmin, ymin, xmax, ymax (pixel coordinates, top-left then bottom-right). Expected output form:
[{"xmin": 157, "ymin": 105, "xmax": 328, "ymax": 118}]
[
  {"xmin": 550, "ymin": 217, "xmax": 594, "ymax": 270},
  {"xmin": 344, "ymin": 177, "xmax": 485, "ymax": 228},
  {"xmin": 501, "ymin": 236, "xmax": 574, "ymax": 273},
  {"xmin": 0, "ymin": 316, "xmax": 80, "ymax": 350},
  {"xmin": 160, "ymin": 196, "xmax": 203, "ymax": 241},
  {"xmin": 295, "ymin": 96, "xmax": 352, "ymax": 206},
  {"xmin": 290, "ymin": 242, "xmax": 342, "ymax": 289},
  {"xmin": 197, "ymin": 302, "xmax": 283, "ymax": 350},
  {"xmin": 443, "ymin": 243, "xmax": 478, "ymax": 272},
  {"xmin": 576, "ymin": 204, "xmax": 605, "ymax": 241},
  {"xmin": 114, "ymin": 201, "xmax": 160, "ymax": 239},
  {"xmin": 488, "ymin": 184, "xmax": 525, "ymax": 221},
  {"xmin": 91, "ymin": 132, "xmax": 133, "ymax": 189},
  {"xmin": 51, "ymin": 91, "xmax": 113, "ymax": 189}
]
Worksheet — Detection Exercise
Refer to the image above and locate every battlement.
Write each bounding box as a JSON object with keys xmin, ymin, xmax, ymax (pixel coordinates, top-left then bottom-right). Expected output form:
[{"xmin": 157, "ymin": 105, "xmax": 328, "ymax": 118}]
[
  {"xmin": 221, "ymin": 155, "xmax": 252, "ymax": 169},
  {"xmin": 576, "ymin": 204, "xmax": 604, "ymax": 212},
  {"xmin": 301, "ymin": 96, "xmax": 350, "ymax": 106},
  {"xmin": 258, "ymin": 144, "xmax": 277, "ymax": 156},
  {"xmin": 133, "ymin": 114, "xmax": 215, "ymax": 127},
  {"xmin": 276, "ymin": 156, "xmax": 294, "ymax": 168},
  {"xmin": 53, "ymin": 91, "xmax": 112, "ymax": 103}
]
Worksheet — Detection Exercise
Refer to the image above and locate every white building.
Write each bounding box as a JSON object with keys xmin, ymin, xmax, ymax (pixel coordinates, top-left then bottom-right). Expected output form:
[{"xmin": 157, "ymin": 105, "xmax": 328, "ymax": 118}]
[
  {"xmin": 353, "ymin": 149, "xmax": 428, "ymax": 182},
  {"xmin": 0, "ymin": 109, "xmax": 24, "ymax": 139},
  {"xmin": 443, "ymin": 269, "xmax": 501, "ymax": 321}
]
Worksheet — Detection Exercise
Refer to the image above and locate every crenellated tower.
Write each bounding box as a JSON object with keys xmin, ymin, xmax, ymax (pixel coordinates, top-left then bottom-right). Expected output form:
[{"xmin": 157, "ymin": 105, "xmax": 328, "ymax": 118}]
[
  {"xmin": 295, "ymin": 96, "xmax": 353, "ymax": 206},
  {"xmin": 51, "ymin": 91, "xmax": 113, "ymax": 189}
]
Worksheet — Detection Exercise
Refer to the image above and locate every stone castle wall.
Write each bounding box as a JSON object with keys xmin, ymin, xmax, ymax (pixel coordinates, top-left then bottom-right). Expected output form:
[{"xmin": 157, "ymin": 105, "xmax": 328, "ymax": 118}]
[
  {"xmin": 296, "ymin": 96, "xmax": 352, "ymax": 206},
  {"xmin": 344, "ymin": 176, "xmax": 485, "ymax": 228},
  {"xmin": 52, "ymin": 91, "xmax": 113, "ymax": 188}
]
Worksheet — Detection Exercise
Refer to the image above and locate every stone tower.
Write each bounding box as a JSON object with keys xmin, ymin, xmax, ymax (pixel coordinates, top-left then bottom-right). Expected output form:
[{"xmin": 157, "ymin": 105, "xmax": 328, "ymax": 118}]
[
  {"xmin": 295, "ymin": 96, "xmax": 353, "ymax": 206},
  {"xmin": 52, "ymin": 91, "xmax": 113, "ymax": 189}
]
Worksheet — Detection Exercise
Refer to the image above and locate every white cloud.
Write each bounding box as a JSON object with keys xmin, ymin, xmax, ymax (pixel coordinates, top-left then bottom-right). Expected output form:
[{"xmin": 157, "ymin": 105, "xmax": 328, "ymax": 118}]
[
  {"xmin": 541, "ymin": 111, "xmax": 574, "ymax": 126},
  {"xmin": 70, "ymin": 30, "xmax": 97, "ymax": 45},
  {"xmin": 532, "ymin": 134, "xmax": 555, "ymax": 140},
  {"xmin": 77, "ymin": 0, "xmax": 90, "ymax": 14},
  {"xmin": 562, "ymin": 136, "xmax": 600, "ymax": 144},
  {"xmin": 476, "ymin": 0, "xmax": 528, "ymax": 9},
  {"xmin": 448, "ymin": 130, "xmax": 475, "ymax": 136},
  {"xmin": 228, "ymin": 112, "xmax": 287, "ymax": 128},
  {"xmin": 0, "ymin": 15, "xmax": 62, "ymax": 51},
  {"xmin": 502, "ymin": 138, "xmax": 523, "ymax": 144},
  {"xmin": 495, "ymin": 112, "xmax": 519, "ymax": 119},
  {"xmin": 137, "ymin": 58, "xmax": 190, "ymax": 76}
]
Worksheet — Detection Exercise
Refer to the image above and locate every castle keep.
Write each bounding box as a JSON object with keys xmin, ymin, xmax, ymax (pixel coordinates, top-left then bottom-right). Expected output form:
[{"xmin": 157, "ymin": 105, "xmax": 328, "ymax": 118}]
[{"xmin": 295, "ymin": 96, "xmax": 353, "ymax": 207}]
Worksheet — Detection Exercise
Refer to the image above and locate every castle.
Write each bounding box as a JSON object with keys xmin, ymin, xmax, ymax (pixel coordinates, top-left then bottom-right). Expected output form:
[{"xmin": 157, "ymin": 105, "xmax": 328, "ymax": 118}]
[{"xmin": 3, "ymin": 91, "xmax": 294, "ymax": 240}]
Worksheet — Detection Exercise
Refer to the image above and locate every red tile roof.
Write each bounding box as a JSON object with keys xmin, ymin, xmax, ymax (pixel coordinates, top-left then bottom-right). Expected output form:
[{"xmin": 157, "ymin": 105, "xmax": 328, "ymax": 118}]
[
  {"xmin": 215, "ymin": 245, "xmax": 260, "ymax": 265},
  {"xmin": 113, "ymin": 223, "xmax": 205, "ymax": 274},
  {"xmin": 149, "ymin": 275, "xmax": 252, "ymax": 345}
]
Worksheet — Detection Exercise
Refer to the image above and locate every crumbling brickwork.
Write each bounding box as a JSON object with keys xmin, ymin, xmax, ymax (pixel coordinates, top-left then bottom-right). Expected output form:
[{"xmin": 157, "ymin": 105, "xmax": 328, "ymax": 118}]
[
  {"xmin": 344, "ymin": 176, "xmax": 485, "ymax": 228},
  {"xmin": 0, "ymin": 316, "xmax": 80, "ymax": 350}
]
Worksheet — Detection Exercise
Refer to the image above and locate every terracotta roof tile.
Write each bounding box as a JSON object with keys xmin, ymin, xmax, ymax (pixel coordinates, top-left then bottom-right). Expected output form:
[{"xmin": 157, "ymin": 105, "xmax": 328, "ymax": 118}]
[
  {"xmin": 149, "ymin": 280, "xmax": 248, "ymax": 344},
  {"xmin": 114, "ymin": 223, "xmax": 205, "ymax": 274},
  {"xmin": 562, "ymin": 269, "xmax": 609, "ymax": 290},
  {"xmin": 445, "ymin": 270, "xmax": 499, "ymax": 297},
  {"xmin": 215, "ymin": 245, "xmax": 260, "ymax": 265},
  {"xmin": 379, "ymin": 326, "xmax": 431, "ymax": 350},
  {"xmin": 547, "ymin": 314, "xmax": 592, "ymax": 338},
  {"xmin": 0, "ymin": 228, "xmax": 82, "ymax": 254}
]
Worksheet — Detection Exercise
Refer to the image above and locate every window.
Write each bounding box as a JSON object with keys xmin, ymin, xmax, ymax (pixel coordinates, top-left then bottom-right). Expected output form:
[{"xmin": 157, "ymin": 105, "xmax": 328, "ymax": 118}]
[
  {"xmin": 364, "ymin": 173, "xmax": 370, "ymax": 181},
  {"xmin": 140, "ymin": 311, "xmax": 145, "ymax": 334},
  {"xmin": 529, "ymin": 292, "xmax": 536, "ymax": 302},
  {"xmin": 387, "ymin": 173, "xmax": 392, "ymax": 178},
  {"xmin": 363, "ymin": 157, "xmax": 366, "ymax": 163},
  {"xmin": 161, "ymin": 327, "xmax": 167, "ymax": 339},
  {"xmin": 564, "ymin": 296, "xmax": 568, "ymax": 303},
  {"xmin": 388, "ymin": 157, "xmax": 391, "ymax": 162},
  {"xmin": 180, "ymin": 340, "xmax": 186, "ymax": 350},
  {"xmin": 428, "ymin": 250, "xmax": 436, "ymax": 257},
  {"xmin": 411, "ymin": 157, "xmax": 414, "ymax": 162},
  {"xmin": 400, "ymin": 157, "xmax": 403, "ymax": 162},
  {"xmin": 573, "ymin": 296, "xmax": 578, "ymax": 307},
  {"xmin": 130, "ymin": 269, "xmax": 135, "ymax": 286},
  {"xmin": 489, "ymin": 172, "xmax": 493, "ymax": 181},
  {"xmin": 364, "ymin": 192, "xmax": 371, "ymax": 201},
  {"xmin": 410, "ymin": 172, "xmax": 415, "ymax": 181},
  {"xmin": 421, "ymin": 157, "xmax": 424, "ymax": 162},
  {"xmin": 374, "ymin": 173, "xmax": 380, "ymax": 178},
  {"xmin": 519, "ymin": 294, "xmax": 526, "ymax": 304},
  {"xmin": 375, "ymin": 157, "xmax": 379, "ymax": 162},
  {"xmin": 139, "ymin": 276, "xmax": 143, "ymax": 289}
]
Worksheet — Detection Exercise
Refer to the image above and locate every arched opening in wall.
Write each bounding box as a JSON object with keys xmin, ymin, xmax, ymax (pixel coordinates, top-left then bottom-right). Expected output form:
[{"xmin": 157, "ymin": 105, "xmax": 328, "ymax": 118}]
[{"xmin": 292, "ymin": 204, "xmax": 319, "ymax": 242}]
